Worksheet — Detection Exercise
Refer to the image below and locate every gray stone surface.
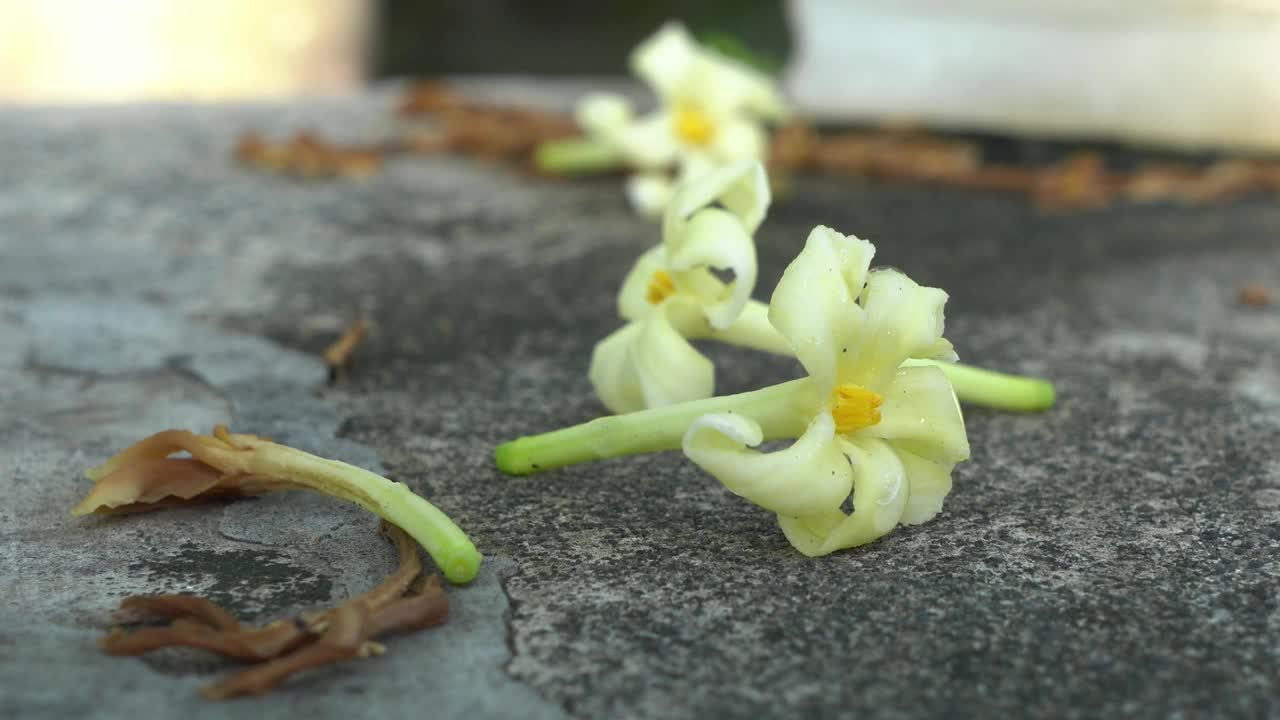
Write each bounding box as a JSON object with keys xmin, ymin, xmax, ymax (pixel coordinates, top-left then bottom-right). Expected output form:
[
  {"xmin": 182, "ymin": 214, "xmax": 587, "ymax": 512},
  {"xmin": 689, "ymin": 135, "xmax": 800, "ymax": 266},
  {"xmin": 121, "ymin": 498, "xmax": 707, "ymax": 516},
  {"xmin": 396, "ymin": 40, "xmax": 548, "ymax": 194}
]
[{"xmin": 1, "ymin": 84, "xmax": 1278, "ymax": 719}]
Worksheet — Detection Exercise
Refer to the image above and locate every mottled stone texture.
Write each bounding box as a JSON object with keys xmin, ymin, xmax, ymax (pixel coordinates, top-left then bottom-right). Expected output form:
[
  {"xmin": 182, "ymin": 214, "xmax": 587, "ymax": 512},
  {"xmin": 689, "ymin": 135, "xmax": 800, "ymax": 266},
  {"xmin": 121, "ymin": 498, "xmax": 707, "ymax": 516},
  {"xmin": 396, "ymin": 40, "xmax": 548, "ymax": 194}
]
[{"xmin": 1, "ymin": 85, "xmax": 1277, "ymax": 719}]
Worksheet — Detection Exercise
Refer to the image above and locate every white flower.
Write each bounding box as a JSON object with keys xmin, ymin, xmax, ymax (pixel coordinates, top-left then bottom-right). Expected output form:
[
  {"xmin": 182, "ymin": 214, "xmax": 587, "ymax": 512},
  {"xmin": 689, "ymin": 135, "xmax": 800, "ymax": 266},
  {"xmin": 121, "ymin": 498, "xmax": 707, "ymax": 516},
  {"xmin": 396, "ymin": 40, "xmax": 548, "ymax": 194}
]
[
  {"xmin": 577, "ymin": 22, "xmax": 787, "ymax": 217},
  {"xmin": 590, "ymin": 160, "xmax": 770, "ymax": 413},
  {"xmin": 681, "ymin": 226, "xmax": 970, "ymax": 556}
]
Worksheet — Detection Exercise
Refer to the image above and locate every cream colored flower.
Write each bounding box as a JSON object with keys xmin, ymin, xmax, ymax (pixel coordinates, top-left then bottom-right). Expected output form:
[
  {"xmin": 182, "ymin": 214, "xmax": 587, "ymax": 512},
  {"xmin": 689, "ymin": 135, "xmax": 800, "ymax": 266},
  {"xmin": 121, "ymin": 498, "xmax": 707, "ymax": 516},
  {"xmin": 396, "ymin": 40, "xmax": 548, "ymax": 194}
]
[
  {"xmin": 681, "ymin": 226, "xmax": 970, "ymax": 556},
  {"xmin": 590, "ymin": 160, "xmax": 771, "ymax": 413},
  {"xmin": 577, "ymin": 22, "xmax": 787, "ymax": 217}
]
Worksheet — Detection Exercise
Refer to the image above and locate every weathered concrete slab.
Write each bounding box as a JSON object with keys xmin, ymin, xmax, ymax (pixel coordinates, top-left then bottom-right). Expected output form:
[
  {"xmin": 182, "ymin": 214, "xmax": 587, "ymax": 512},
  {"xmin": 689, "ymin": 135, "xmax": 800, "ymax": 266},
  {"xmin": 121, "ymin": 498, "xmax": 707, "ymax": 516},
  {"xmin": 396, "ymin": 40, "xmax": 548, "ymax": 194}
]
[{"xmin": 1, "ymin": 85, "xmax": 1277, "ymax": 719}]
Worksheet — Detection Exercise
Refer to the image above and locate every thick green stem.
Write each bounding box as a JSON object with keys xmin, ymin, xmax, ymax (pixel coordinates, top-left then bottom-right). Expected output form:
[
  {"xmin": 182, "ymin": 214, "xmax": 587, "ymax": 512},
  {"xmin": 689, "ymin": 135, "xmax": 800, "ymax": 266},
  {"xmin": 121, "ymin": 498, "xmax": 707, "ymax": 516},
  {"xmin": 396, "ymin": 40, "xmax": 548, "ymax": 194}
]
[
  {"xmin": 496, "ymin": 378, "xmax": 818, "ymax": 475},
  {"xmin": 713, "ymin": 300, "xmax": 1055, "ymax": 412},
  {"xmin": 534, "ymin": 137, "xmax": 623, "ymax": 174},
  {"xmin": 261, "ymin": 448, "xmax": 483, "ymax": 584}
]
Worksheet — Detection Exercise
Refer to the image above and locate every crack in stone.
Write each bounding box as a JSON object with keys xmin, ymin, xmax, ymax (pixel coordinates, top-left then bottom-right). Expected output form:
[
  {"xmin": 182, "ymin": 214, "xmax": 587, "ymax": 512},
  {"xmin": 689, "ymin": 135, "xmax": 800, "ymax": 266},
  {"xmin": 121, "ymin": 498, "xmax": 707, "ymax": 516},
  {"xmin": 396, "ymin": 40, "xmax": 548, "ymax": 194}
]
[{"xmin": 497, "ymin": 558, "xmax": 523, "ymax": 673}]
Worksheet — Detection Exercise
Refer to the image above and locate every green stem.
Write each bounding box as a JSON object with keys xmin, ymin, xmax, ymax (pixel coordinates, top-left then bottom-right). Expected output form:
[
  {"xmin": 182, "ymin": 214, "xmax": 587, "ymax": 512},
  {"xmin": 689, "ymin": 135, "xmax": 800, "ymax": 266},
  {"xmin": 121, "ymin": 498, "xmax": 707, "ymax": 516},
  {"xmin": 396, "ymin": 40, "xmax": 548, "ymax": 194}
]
[
  {"xmin": 496, "ymin": 378, "xmax": 818, "ymax": 475},
  {"xmin": 713, "ymin": 300, "xmax": 1055, "ymax": 412},
  {"xmin": 212, "ymin": 438, "xmax": 484, "ymax": 585},
  {"xmin": 900, "ymin": 359, "xmax": 1055, "ymax": 412},
  {"xmin": 534, "ymin": 137, "xmax": 623, "ymax": 174}
]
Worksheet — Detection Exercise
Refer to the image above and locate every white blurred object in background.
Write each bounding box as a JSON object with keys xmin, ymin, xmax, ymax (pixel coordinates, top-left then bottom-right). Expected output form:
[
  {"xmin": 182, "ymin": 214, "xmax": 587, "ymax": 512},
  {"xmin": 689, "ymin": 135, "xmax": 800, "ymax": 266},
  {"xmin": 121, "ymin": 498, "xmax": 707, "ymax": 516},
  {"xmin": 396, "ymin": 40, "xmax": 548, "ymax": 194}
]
[
  {"xmin": 0, "ymin": 0, "xmax": 371, "ymax": 102},
  {"xmin": 787, "ymin": 0, "xmax": 1280, "ymax": 151}
]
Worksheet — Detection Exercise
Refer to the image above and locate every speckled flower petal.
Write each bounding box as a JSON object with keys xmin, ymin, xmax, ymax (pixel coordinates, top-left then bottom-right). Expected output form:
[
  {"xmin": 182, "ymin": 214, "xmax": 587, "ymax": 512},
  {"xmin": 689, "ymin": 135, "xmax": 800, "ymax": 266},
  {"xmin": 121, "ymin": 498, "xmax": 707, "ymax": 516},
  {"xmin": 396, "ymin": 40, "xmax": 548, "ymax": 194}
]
[
  {"xmin": 767, "ymin": 226, "xmax": 874, "ymax": 391},
  {"xmin": 666, "ymin": 208, "xmax": 757, "ymax": 330},
  {"xmin": 841, "ymin": 269, "xmax": 953, "ymax": 389},
  {"xmin": 861, "ymin": 365, "xmax": 969, "ymax": 465},
  {"xmin": 777, "ymin": 437, "xmax": 909, "ymax": 556},
  {"xmin": 682, "ymin": 412, "xmax": 853, "ymax": 518}
]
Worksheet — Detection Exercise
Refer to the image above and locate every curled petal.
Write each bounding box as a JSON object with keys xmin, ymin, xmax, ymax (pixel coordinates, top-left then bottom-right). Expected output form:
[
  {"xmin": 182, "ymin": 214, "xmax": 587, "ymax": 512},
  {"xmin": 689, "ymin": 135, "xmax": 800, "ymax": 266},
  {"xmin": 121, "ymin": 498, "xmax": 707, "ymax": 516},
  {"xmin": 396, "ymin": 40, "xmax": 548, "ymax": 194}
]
[
  {"xmin": 862, "ymin": 365, "xmax": 970, "ymax": 465},
  {"xmin": 666, "ymin": 207, "xmax": 757, "ymax": 330},
  {"xmin": 768, "ymin": 226, "xmax": 873, "ymax": 390},
  {"xmin": 630, "ymin": 22, "xmax": 698, "ymax": 102},
  {"xmin": 682, "ymin": 412, "xmax": 853, "ymax": 518},
  {"xmin": 896, "ymin": 449, "xmax": 955, "ymax": 526},
  {"xmin": 624, "ymin": 174, "xmax": 675, "ymax": 219},
  {"xmin": 664, "ymin": 159, "xmax": 769, "ymax": 239},
  {"xmin": 589, "ymin": 323, "xmax": 650, "ymax": 414},
  {"xmin": 843, "ymin": 269, "xmax": 953, "ymax": 388},
  {"xmin": 589, "ymin": 307, "xmax": 713, "ymax": 414},
  {"xmin": 616, "ymin": 244, "xmax": 667, "ymax": 321},
  {"xmin": 576, "ymin": 93, "xmax": 634, "ymax": 136},
  {"xmin": 777, "ymin": 437, "xmax": 909, "ymax": 556}
]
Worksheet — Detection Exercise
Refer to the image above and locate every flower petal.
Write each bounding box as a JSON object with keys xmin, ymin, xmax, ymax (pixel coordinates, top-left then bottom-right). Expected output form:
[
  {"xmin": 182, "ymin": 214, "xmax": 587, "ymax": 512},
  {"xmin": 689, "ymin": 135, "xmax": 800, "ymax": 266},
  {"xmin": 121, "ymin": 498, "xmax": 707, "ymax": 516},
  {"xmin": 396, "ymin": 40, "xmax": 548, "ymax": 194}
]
[
  {"xmin": 709, "ymin": 116, "xmax": 767, "ymax": 163},
  {"xmin": 663, "ymin": 159, "xmax": 770, "ymax": 238},
  {"xmin": 666, "ymin": 208, "xmax": 757, "ymax": 330},
  {"xmin": 862, "ymin": 365, "xmax": 970, "ymax": 465},
  {"xmin": 589, "ymin": 304, "xmax": 713, "ymax": 413},
  {"xmin": 616, "ymin": 244, "xmax": 667, "ymax": 321},
  {"xmin": 675, "ymin": 151, "xmax": 718, "ymax": 185},
  {"xmin": 624, "ymin": 175, "xmax": 674, "ymax": 220},
  {"xmin": 576, "ymin": 93, "xmax": 633, "ymax": 136},
  {"xmin": 588, "ymin": 323, "xmax": 648, "ymax": 413},
  {"xmin": 842, "ymin": 269, "xmax": 953, "ymax": 389},
  {"xmin": 691, "ymin": 51, "xmax": 788, "ymax": 120},
  {"xmin": 767, "ymin": 226, "xmax": 874, "ymax": 390},
  {"xmin": 682, "ymin": 411, "xmax": 853, "ymax": 518},
  {"xmin": 613, "ymin": 112, "xmax": 681, "ymax": 169},
  {"xmin": 777, "ymin": 437, "xmax": 908, "ymax": 556},
  {"xmin": 630, "ymin": 22, "xmax": 698, "ymax": 102},
  {"xmin": 896, "ymin": 448, "xmax": 955, "ymax": 526}
]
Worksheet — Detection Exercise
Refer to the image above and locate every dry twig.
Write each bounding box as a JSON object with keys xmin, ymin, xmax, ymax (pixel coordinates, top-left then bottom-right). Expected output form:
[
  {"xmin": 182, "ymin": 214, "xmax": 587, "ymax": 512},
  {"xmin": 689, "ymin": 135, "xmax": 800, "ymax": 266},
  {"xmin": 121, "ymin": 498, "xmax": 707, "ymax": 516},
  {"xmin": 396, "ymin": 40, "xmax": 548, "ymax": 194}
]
[
  {"xmin": 235, "ymin": 131, "xmax": 384, "ymax": 180},
  {"xmin": 322, "ymin": 316, "xmax": 368, "ymax": 381},
  {"xmin": 101, "ymin": 523, "xmax": 449, "ymax": 699}
]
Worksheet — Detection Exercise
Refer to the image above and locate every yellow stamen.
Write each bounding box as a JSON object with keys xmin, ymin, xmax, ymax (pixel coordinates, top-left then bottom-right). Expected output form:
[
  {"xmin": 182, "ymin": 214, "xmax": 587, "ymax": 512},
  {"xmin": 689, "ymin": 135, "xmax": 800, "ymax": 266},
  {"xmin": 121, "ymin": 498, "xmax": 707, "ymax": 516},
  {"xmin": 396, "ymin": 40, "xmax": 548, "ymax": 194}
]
[
  {"xmin": 646, "ymin": 270, "xmax": 677, "ymax": 305},
  {"xmin": 830, "ymin": 383, "xmax": 884, "ymax": 435},
  {"xmin": 673, "ymin": 105, "xmax": 716, "ymax": 146}
]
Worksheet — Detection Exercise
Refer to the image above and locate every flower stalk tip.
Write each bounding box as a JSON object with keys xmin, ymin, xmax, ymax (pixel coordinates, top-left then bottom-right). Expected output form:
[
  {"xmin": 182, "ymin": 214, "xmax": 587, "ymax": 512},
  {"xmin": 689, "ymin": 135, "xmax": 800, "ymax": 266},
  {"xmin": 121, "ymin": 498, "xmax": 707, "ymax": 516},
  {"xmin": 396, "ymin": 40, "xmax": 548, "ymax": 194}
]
[{"xmin": 533, "ymin": 137, "xmax": 622, "ymax": 175}]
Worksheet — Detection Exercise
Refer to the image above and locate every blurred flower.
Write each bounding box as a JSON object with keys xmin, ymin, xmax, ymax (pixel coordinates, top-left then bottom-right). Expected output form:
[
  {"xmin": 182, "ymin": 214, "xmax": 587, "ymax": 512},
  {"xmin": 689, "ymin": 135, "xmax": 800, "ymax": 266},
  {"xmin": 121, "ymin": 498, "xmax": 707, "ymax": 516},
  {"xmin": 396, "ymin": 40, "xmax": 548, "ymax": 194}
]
[
  {"xmin": 682, "ymin": 226, "xmax": 969, "ymax": 556},
  {"xmin": 576, "ymin": 23, "xmax": 787, "ymax": 217}
]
